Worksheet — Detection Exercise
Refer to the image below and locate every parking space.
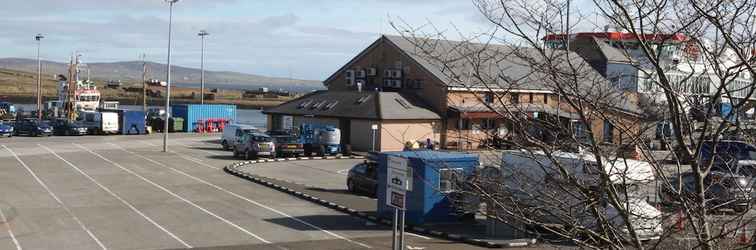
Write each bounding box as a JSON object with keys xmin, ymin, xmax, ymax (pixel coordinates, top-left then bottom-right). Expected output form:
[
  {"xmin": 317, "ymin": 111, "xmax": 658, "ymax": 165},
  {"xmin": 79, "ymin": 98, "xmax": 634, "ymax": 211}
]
[{"xmin": 0, "ymin": 134, "xmax": 417, "ymax": 250}]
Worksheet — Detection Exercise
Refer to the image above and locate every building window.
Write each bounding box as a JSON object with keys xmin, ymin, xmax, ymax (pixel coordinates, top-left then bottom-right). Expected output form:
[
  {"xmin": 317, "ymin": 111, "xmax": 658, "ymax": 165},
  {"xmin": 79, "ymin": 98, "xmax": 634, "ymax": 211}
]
[
  {"xmin": 484, "ymin": 92, "xmax": 494, "ymax": 103},
  {"xmin": 544, "ymin": 94, "xmax": 549, "ymax": 104},
  {"xmin": 528, "ymin": 93, "xmax": 534, "ymax": 103},
  {"xmin": 603, "ymin": 120, "xmax": 614, "ymax": 143},
  {"xmin": 439, "ymin": 168, "xmax": 464, "ymax": 193},
  {"xmin": 572, "ymin": 121, "xmax": 589, "ymax": 143},
  {"xmin": 481, "ymin": 119, "xmax": 496, "ymax": 129},
  {"xmin": 458, "ymin": 119, "xmax": 471, "ymax": 130},
  {"xmin": 510, "ymin": 93, "xmax": 519, "ymax": 104}
]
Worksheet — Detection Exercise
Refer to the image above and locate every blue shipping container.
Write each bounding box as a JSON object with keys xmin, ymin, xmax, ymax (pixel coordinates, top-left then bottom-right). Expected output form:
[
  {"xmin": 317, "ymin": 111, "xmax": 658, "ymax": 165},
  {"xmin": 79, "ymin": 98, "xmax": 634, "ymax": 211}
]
[
  {"xmin": 376, "ymin": 151, "xmax": 479, "ymax": 225},
  {"xmin": 171, "ymin": 104, "xmax": 237, "ymax": 132},
  {"xmin": 121, "ymin": 110, "xmax": 146, "ymax": 135}
]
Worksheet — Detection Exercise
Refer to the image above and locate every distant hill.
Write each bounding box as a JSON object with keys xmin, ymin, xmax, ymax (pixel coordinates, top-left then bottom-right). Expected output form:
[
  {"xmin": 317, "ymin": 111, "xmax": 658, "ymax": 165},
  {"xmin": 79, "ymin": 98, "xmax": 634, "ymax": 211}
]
[{"xmin": 0, "ymin": 58, "xmax": 324, "ymax": 92}]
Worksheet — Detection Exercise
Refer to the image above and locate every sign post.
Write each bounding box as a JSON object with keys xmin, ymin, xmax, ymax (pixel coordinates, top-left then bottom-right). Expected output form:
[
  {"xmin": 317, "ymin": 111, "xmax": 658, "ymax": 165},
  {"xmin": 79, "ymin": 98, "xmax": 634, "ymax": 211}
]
[
  {"xmin": 386, "ymin": 156, "xmax": 409, "ymax": 250},
  {"xmin": 370, "ymin": 124, "xmax": 378, "ymax": 152}
]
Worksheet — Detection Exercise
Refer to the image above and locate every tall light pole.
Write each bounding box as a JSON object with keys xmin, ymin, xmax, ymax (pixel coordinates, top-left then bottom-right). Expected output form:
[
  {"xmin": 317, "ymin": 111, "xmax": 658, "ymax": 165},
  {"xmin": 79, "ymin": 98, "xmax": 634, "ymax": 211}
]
[
  {"xmin": 198, "ymin": 30, "xmax": 209, "ymax": 104},
  {"xmin": 35, "ymin": 33, "xmax": 44, "ymax": 120},
  {"xmin": 163, "ymin": 0, "xmax": 179, "ymax": 153}
]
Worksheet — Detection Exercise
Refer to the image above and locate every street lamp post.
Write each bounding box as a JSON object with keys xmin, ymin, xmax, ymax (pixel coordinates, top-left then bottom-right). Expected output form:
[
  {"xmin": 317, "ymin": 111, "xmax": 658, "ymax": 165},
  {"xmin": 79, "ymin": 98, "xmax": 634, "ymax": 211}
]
[
  {"xmin": 35, "ymin": 33, "xmax": 44, "ymax": 120},
  {"xmin": 198, "ymin": 30, "xmax": 209, "ymax": 104},
  {"xmin": 163, "ymin": 0, "xmax": 179, "ymax": 153}
]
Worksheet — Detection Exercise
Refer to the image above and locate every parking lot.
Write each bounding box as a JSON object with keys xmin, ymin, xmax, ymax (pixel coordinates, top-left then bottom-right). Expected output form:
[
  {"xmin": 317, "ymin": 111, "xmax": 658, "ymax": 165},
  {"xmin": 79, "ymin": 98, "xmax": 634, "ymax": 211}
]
[{"xmin": 0, "ymin": 134, "xmax": 494, "ymax": 250}]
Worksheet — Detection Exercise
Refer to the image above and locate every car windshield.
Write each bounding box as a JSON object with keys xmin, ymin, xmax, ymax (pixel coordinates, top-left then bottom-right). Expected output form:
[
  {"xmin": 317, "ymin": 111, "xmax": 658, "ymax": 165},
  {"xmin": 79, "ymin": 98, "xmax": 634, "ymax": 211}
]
[{"xmin": 253, "ymin": 136, "xmax": 272, "ymax": 142}]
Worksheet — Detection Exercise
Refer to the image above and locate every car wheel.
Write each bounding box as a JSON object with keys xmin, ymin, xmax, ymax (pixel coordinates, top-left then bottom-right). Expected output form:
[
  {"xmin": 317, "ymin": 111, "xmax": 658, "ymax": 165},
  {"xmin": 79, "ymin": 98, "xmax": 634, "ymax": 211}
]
[
  {"xmin": 318, "ymin": 145, "xmax": 326, "ymax": 156},
  {"xmin": 222, "ymin": 140, "xmax": 229, "ymax": 150},
  {"xmin": 347, "ymin": 179, "xmax": 355, "ymax": 193}
]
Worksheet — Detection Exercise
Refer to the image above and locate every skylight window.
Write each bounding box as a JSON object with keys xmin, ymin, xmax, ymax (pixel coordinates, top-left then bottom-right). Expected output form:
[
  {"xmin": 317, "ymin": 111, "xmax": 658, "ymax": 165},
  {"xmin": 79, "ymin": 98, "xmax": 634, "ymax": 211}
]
[
  {"xmin": 298, "ymin": 100, "xmax": 313, "ymax": 109},
  {"xmin": 395, "ymin": 98, "xmax": 412, "ymax": 109},
  {"xmin": 356, "ymin": 95, "xmax": 371, "ymax": 104},
  {"xmin": 323, "ymin": 101, "xmax": 339, "ymax": 110}
]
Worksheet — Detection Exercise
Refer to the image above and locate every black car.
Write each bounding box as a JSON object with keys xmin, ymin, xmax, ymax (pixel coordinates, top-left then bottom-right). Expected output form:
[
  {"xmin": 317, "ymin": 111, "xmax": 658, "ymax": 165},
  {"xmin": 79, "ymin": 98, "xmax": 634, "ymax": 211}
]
[
  {"xmin": 660, "ymin": 172, "xmax": 753, "ymax": 212},
  {"xmin": 51, "ymin": 119, "xmax": 89, "ymax": 136},
  {"xmin": 14, "ymin": 119, "xmax": 53, "ymax": 137},
  {"xmin": 347, "ymin": 161, "xmax": 378, "ymax": 196}
]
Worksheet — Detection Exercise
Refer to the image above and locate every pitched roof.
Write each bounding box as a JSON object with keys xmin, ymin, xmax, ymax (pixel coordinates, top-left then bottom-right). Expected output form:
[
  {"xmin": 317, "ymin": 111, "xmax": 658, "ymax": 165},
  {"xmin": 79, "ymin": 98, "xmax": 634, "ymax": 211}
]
[
  {"xmin": 381, "ymin": 35, "xmax": 642, "ymax": 115},
  {"xmin": 263, "ymin": 90, "xmax": 441, "ymax": 120},
  {"xmin": 570, "ymin": 36, "xmax": 636, "ymax": 64}
]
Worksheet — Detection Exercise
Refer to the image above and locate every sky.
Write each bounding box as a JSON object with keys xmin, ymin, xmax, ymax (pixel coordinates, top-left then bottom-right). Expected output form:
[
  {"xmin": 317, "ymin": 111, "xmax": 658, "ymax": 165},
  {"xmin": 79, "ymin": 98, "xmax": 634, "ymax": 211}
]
[{"xmin": 0, "ymin": 0, "xmax": 502, "ymax": 81}]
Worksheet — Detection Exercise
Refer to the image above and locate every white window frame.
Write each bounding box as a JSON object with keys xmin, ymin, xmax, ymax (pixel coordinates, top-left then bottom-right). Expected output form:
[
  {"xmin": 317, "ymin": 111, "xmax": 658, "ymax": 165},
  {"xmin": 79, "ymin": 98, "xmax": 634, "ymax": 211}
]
[{"xmin": 439, "ymin": 168, "xmax": 464, "ymax": 193}]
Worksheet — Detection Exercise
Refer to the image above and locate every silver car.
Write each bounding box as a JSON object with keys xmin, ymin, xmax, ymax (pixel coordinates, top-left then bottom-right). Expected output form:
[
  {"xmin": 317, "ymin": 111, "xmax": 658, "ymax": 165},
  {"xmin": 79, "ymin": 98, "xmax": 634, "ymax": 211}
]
[{"xmin": 233, "ymin": 133, "xmax": 275, "ymax": 160}]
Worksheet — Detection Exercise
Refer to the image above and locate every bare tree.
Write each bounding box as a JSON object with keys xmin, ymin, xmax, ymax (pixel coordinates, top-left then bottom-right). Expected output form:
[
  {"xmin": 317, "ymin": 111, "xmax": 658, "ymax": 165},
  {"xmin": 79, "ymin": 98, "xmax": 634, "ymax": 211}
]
[{"xmin": 390, "ymin": 0, "xmax": 756, "ymax": 249}]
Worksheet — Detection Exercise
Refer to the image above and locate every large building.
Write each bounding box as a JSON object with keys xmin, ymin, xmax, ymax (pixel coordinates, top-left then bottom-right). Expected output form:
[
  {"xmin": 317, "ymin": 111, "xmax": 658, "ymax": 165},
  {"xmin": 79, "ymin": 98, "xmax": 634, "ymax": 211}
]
[
  {"xmin": 265, "ymin": 35, "xmax": 642, "ymax": 151},
  {"xmin": 544, "ymin": 30, "xmax": 756, "ymax": 117}
]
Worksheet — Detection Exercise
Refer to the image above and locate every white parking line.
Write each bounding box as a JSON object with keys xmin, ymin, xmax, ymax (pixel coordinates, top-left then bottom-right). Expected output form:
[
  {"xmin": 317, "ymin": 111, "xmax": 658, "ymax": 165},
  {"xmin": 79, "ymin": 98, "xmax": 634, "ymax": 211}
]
[
  {"xmin": 0, "ymin": 202, "xmax": 21, "ymax": 250},
  {"xmin": 111, "ymin": 143, "xmax": 373, "ymax": 249},
  {"xmin": 1, "ymin": 145, "xmax": 107, "ymax": 250},
  {"xmin": 142, "ymin": 141, "xmax": 220, "ymax": 170},
  {"xmin": 73, "ymin": 143, "xmax": 271, "ymax": 244},
  {"xmin": 39, "ymin": 145, "xmax": 192, "ymax": 249},
  {"xmin": 407, "ymin": 232, "xmax": 431, "ymax": 240},
  {"xmin": 336, "ymin": 169, "xmax": 350, "ymax": 176}
]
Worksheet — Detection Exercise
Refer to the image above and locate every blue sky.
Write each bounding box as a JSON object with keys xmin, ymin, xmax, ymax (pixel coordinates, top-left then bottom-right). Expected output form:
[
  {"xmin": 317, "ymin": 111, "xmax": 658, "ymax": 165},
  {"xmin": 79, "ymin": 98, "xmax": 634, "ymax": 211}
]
[{"xmin": 0, "ymin": 0, "xmax": 497, "ymax": 80}]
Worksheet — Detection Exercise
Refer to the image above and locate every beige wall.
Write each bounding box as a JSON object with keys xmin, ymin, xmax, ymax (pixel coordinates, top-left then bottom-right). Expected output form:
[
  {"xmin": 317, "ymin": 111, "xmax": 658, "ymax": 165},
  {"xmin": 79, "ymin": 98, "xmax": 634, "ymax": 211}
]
[{"xmin": 379, "ymin": 120, "xmax": 440, "ymax": 151}]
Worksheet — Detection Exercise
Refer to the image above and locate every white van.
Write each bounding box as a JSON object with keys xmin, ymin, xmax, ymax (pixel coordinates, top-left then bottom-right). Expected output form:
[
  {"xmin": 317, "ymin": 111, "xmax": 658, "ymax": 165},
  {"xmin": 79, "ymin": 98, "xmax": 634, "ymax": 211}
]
[
  {"xmin": 498, "ymin": 150, "xmax": 662, "ymax": 240},
  {"xmin": 78, "ymin": 111, "xmax": 119, "ymax": 135},
  {"xmin": 221, "ymin": 124, "xmax": 258, "ymax": 150}
]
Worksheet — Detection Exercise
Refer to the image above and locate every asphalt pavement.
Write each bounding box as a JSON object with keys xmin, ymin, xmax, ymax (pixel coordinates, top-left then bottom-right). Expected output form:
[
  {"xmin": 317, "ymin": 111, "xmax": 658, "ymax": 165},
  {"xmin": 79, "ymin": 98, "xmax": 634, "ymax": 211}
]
[{"xmin": 0, "ymin": 134, "xmax": 405, "ymax": 250}]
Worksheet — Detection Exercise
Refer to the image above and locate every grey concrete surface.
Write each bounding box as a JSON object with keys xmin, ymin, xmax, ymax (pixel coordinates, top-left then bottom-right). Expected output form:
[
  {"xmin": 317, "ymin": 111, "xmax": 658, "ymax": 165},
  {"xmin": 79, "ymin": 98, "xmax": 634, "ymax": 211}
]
[{"xmin": 0, "ymin": 134, "xmax": 432, "ymax": 250}]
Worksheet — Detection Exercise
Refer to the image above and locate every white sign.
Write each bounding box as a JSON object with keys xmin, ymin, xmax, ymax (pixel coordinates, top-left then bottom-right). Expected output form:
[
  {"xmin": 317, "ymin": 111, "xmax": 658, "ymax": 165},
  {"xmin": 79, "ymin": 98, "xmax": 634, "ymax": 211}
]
[
  {"xmin": 388, "ymin": 190, "xmax": 406, "ymax": 210},
  {"xmin": 386, "ymin": 156, "xmax": 410, "ymax": 210},
  {"xmin": 387, "ymin": 156, "xmax": 410, "ymax": 191},
  {"xmin": 371, "ymin": 124, "xmax": 378, "ymax": 130}
]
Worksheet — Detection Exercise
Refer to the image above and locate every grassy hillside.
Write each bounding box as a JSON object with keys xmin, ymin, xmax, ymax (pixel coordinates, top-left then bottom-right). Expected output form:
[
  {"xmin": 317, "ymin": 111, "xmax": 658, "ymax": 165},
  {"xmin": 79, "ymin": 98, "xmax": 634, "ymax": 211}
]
[{"xmin": 0, "ymin": 58, "xmax": 324, "ymax": 92}]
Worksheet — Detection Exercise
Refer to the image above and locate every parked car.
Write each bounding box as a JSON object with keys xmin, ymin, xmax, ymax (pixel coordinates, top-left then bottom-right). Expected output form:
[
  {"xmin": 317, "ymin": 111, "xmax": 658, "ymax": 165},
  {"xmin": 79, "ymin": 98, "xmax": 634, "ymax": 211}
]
[
  {"xmin": 14, "ymin": 119, "xmax": 53, "ymax": 137},
  {"xmin": 660, "ymin": 172, "xmax": 753, "ymax": 212},
  {"xmin": 0, "ymin": 121, "xmax": 14, "ymax": 137},
  {"xmin": 221, "ymin": 124, "xmax": 258, "ymax": 150},
  {"xmin": 347, "ymin": 161, "xmax": 378, "ymax": 196},
  {"xmin": 272, "ymin": 135, "xmax": 304, "ymax": 157},
  {"xmin": 233, "ymin": 132, "xmax": 275, "ymax": 160},
  {"xmin": 51, "ymin": 119, "xmax": 89, "ymax": 136},
  {"xmin": 700, "ymin": 140, "xmax": 756, "ymax": 176}
]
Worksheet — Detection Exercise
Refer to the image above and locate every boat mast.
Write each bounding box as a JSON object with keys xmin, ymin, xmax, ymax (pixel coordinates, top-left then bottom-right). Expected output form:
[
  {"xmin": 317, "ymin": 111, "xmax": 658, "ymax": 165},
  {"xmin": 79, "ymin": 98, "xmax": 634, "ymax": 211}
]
[{"xmin": 65, "ymin": 54, "xmax": 79, "ymax": 121}]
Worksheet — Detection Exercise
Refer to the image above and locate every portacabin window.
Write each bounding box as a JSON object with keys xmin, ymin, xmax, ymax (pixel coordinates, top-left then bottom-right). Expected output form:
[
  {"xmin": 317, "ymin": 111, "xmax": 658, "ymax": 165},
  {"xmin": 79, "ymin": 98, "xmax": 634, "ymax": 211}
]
[{"xmin": 439, "ymin": 168, "xmax": 464, "ymax": 193}]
